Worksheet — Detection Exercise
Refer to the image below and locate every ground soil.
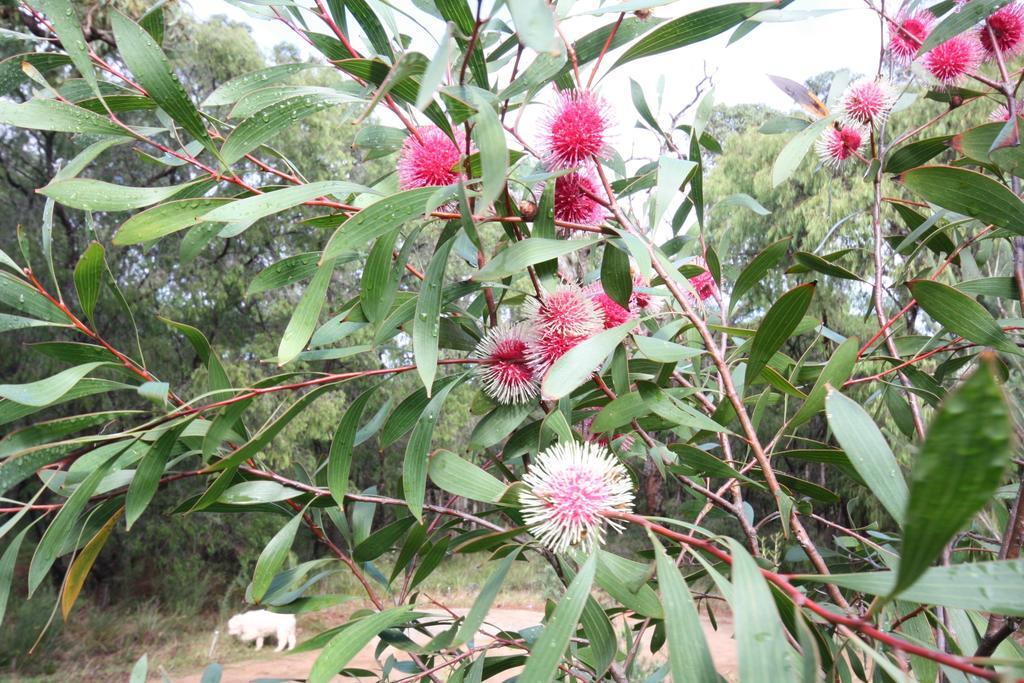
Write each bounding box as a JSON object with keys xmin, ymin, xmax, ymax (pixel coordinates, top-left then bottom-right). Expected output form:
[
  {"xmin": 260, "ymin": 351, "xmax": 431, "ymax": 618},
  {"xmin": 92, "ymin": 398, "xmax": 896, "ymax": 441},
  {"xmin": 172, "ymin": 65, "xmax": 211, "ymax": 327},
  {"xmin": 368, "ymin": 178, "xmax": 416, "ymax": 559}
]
[{"xmin": 174, "ymin": 607, "xmax": 737, "ymax": 682}]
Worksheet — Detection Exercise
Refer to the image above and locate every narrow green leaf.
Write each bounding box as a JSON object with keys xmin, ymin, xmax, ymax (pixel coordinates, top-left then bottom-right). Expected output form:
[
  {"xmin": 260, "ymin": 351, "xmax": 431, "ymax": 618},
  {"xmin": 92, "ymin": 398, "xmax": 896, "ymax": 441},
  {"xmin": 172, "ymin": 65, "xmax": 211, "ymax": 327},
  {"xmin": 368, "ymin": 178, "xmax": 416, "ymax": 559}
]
[
  {"xmin": 277, "ymin": 258, "xmax": 335, "ymax": 366},
  {"xmin": 884, "ymin": 135, "xmax": 953, "ymax": 174},
  {"xmin": 519, "ymin": 553, "xmax": 597, "ymax": 683},
  {"xmin": 322, "ymin": 187, "xmax": 449, "ymax": 262},
  {"xmin": 129, "ymin": 655, "xmax": 148, "ymax": 683},
  {"xmin": 429, "ymin": 450, "xmax": 506, "ymax": 503},
  {"xmin": 453, "ymin": 549, "xmax": 521, "ymax": 646},
  {"xmin": 0, "ymin": 528, "xmax": 29, "ymax": 626},
  {"xmin": 730, "ymin": 237, "xmax": 790, "ymax": 314},
  {"xmin": 772, "ymin": 114, "xmax": 837, "ymax": 187},
  {"xmin": 220, "ymin": 89, "xmax": 354, "ymax": 163},
  {"xmin": 73, "ymin": 242, "xmax": 105, "ymax": 322},
  {"xmin": 252, "ymin": 510, "xmax": 305, "ymax": 602},
  {"xmin": 507, "ymin": 0, "xmax": 558, "ymax": 52},
  {"xmin": 38, "ymin": 178, "xmax": 197, "ymax": 212},
  {"xmin": 652, "ymin": 156, "xmax": 697, "ymax": 228},
  {"xmin": 615, "ymin": 2, "xmax": 780, "ymax": 68},
  {"xmin": 788, "ymin": 337, "xmax": 858, "ymax": 429},
  {"xmin": 414, "ymin": 237, "xmax": 456, "ymax": 391},
  {"xmin": 417, "ymin": 25, "xmax": 453, "ymax": 110},
  {"xmin": 654, "ymin": 541, "xmax": 717, "ymax": 683},
  {"xmin": 541, "ymin": 322, "xmax": 633, "ymax": 401},
  {"xmin": 907, "ymin": 279, "xmax": 1020, "ymax": 355},
  {"xmin": 28, "ymin": 441, "xmax": 127, "ymax": 595},
  {"xmin": 473, "ymin": 238, "xmax": 599, "ymax": 281},
  {"xmin": 800, "ymin": 559, "xmax": 1024, "ymax": 616},
  {"xmin": 470, "ymin": 93, "xmax": 508, "ymax": 209},
  {"xmin": 899, "ymin": 165, "xmax": 1024, "ymax": 235},
  {"xmin": 114, "ymin": 197, "xmax": 233, "ymax": 245},
  {"xmin": 203, "ymin": 63, "xmax": 323, "ymax": 107},
  {"xmin": 404, "ymin": 377, "xmax": 463, "ymax": 520},
  {"xmin": 746, "ymin": 282, "xmax": 815, "ymax": 382},
  {"xmin": 308, "ymin": 607, "xmax": 414, "ymax": 683},
  {"xmin": 895, "ymin": 357, "xmax": 1012, "ymax": 595},
  {"xmin": 600, "ymin": 243, "xmax": 632, "ymax": 309},
  {"xmin": 35, "ymin": 0, "xmax": 100, "ymax": 99},
  {"xmin": 729, "ymin": 539, "xmax": 793, "ymax": 681},
  {"xmin": 126, "ymin": 423, "xmax": 188, "ymax": 530},
  {"xmin": 61, "ymin": 506, "xmax": 123, "ymax": 618},
  {"xmin": 328, "ymin": 388, "xmax": 375, "ymax": 508},
  {"xmin": 0, "ymin": 98, "xmax": 125, "ymax": 135},
  {"xmin": 204, "ymin": 182, "xmax": 368, "ymax": 225},
  {"xmin": 110, "ymin": 10, "xmax": 216, "ymax": 156},
  {"xmin": 825, "ymin": 389, "xmax": 908, "ymax": 525},
  {"xmin": 0, "ymin": 362, "xmax": 106, "ymax": 407}
]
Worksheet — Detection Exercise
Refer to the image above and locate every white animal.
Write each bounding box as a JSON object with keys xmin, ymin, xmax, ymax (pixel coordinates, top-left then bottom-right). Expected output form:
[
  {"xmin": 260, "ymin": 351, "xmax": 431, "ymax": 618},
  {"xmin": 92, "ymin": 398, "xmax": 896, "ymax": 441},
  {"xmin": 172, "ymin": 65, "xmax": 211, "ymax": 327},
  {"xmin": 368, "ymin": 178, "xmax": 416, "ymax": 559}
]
[{"xmin": 226, "ymin": 610, "xmax": 297, "ymax": 651}]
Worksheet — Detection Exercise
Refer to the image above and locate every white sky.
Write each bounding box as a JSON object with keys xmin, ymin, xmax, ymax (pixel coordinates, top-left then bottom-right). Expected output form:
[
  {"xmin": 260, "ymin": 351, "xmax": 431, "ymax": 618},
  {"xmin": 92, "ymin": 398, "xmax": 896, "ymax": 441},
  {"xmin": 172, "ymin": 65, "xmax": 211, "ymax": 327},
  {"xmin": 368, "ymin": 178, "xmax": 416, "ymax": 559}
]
[{"xmin": 190, "ymin": 0, "xmax": 882, "ymax": 113}]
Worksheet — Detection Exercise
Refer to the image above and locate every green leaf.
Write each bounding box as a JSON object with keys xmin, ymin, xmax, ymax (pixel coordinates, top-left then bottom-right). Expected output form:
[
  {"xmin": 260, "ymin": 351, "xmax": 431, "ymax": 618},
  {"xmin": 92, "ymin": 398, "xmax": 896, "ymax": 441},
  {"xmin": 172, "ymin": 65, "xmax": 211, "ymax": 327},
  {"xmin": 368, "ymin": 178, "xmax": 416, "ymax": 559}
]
[
  {"xmin": 633, "ymin": 335, "xmax": 702, "ymax": 363},
  {"xmin": 772, "ymin": 114, "xmax": 836, "ymax": 187},
  {"xmin": 414, "ymin": 237, "xmax": 456, "ymax": 392},
  {"xmin": 894, "ymin": 357, "xmax": 1012, "ymax": 595},
  {"xmin": 160, "ymin": 318, "xmax": 229, "ymax": 392},
  {"xmin": 73, "ymin": 242, "xmax": 105, "ymax": 322},
  {"xmin": 360, "ymin": 232, "xmax": 400, "ymax": 323},
  {"xmin": 729, "ymin": 539, "xmax": 793, "ymax": 681},
  {"xmin": 429, "ymin": 450, "xmax": 506, "ymax": 503},
  {"xmin": 0, "ymin": 362, "xmax": 106, "ymax": 407},
  {"xmin": 746, "ymin": 282, "xmax": 815, "ymax": 383},
  {"xmin": 322, "ymin": 187, "xmax": 449, "ymax": 262},
  {"xmin": 0, "ymin": 528, "xmax": 28, "ymax": 626},
  {"xmin": 730, "ymin": 237, "xmax": 790, "ymax": 314},
  {"xmin": 0, "ymin": 98, "xmax": 125, "ymax": 135},
  {"xmin": 252, "ymin": 510, "xmax": 305, "ymax": 603},
  {"xmin": 453, "ymin": 549, "xmax": 521, "ymax": 646},
  {"xmin": 793, "ymin": 252, "xmax": 862, "ymax": 281},
  {"xmin": 203, "ymin": 63, "xmax": 324, "ymax": 106},
  {"xmin": 519, "ymin": 553, "xmax": 597, "ymax": 683},
  {"xmin": 110, "ymin": 10, "xmax": 216, "ymax": 156},
  {"xmin": 219, "ymin": 481, "xmax": 302, "ymax": 505},
  {"xmin": 601, "ymin": 243, "xmax": 633, "ymax": 309},
  {"xmin": 788, "ymin": 337, "xmax": 858, "ymax": 429},
  {"xmin": 327, "ymin": 388, "xmax": 375, "ymax": 508},
  {"xmin": 308, "ymin": 607, "xmax": 414, "ymax": 683},
  {"xmin": 28, "ymin": 441, "xmax": 127, "ymax": 595},
  {"xmin": 469, "ymin": 93, "xmax": 508, "ymax": 209},
  {"xmin": 541, "ymin": 322, "xmax": 633, "ymax": 400},
  {"xmin": 126, "ymin": 423, "xmax": 187, "ymax": 530},
  {"xmin": 0, "ymin": 272, "xmax": 65, "ymax": 323},
  {"xmin": 114, "ymin": 197, "xmax": 233, "ymax": 245},
  {"xmin": 469, "ymin": 400, "xmax": 535, "ymax": 449},
  {"xmin": 825, "ymin": 389, "xmax": 908, "ymax": 525},
  {"xmin": 277, "ymin": 258, "xmax": 336, "ymax": 366},
  {"xmin": 203, "ymin": 182, "xmax": 368, "ymax": 225},
  {"xmin": 616, "ymin": 2, "xmax": 780, "ymax": 68},
  {"xmin": 907, "ymin": 279, "xmax": 1020, "ymax": 355},
  {"xmin": 899, "ymin": 165, "xmax": 1024, "ymax": 235},
  {"xmin": 654, "ymin": 541, "xmax": 717, "ymax": 683},
  {"xmin": 248, "ymin": 252, "xmax": 321, "ymax": 297},
  {"xmin": 596, "ymin": 550, "xmax": 664, "ymax": 618},
  {"xmin": 35, "ymin": 0, "xmax": 100, "ymax": 99},
  {"xmin": 473, "ymin": 238, "xmax": 599, "ymax": 281},
  {"xmin": 404, "ymin": 377, "xmax": 463, "ymax": 520},
  {"xmin": 220, "ymin": 90, "xmax": 354, "ymax": 163},
  {"xmin": 37, "ymin": 178, "xmax": 197, "ymax": 212},
  {"xmin": 638, "ymin": 381, "xmax": 730, "ymax": 433},
  {"xmin": 652, "ymin": 156, "xmax": 697, "ymax": 228},
  {"xmin": 61, "ymin": 506, "xmax": 123, "ymax": 618},
  {"xmin": 507, "ymin": 0, "xmax": 558, "ymax": 52},
  {"xmin": 129, "ymin": 655, "xmax": 148, "ymax": 683},
  {"xmin": 800, "ymin": 559, "xmax": 1024, "ymax": 616},
  {"xmin": 884, "ymin": 135, "xmax": 953, "ymax": 174}
]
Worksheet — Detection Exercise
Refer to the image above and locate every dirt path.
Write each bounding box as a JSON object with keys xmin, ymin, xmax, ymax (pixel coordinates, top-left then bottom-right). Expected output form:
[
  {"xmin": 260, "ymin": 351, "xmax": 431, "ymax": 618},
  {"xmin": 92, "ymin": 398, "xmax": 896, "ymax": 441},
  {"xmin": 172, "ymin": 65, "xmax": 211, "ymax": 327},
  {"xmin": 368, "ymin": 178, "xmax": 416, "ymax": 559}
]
[{"xmin": 174, "ymin": 608, "xmax": 737, "ymax": 682}]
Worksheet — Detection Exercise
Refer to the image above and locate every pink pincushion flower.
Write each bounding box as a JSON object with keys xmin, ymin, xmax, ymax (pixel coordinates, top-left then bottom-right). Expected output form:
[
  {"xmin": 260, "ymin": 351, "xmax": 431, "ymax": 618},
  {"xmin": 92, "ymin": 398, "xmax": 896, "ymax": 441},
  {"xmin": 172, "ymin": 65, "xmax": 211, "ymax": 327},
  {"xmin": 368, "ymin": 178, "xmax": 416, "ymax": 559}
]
[
  {"xmin": 585, "ymin": 283, "xmax": 635, "ymax": 330},
  {"xmin": 990, "ymin": 98, "xmax": 1024, "ymax": 121},
  {"xmin": 520, "ymin": 441, "xmax": 634, "ymax": 553},
  {"xmin": 630, "ymin": 275, "xmax": 659, "ymax": 312},
  {"xmin": 471, "ymin": 322, "xmax": 538, "ymax": 405},
  {"xmin": 815, "ymin": 123, "xmax": 867, "ymax": 169},
  {"xmin": 689, "ymin": 269, "xmax": 718, "ymax": 302},
  {"xmin": 554, "ymin": 172, "xmax": 605, "ymax": 227},
  {"xmin": 543, "ymin": 90, "xmax": 611, "ymax": 168},
  {"xmin": 980, "ymin": 3, "xmax": 1024, "ymax": 58},
  {"xmin": 525, "ymin": 284, "xmax": 602, "ymax": 378},
  {"xmin": 528, "ymin": 284, "xmax": 602, "ymax": 337},
  {"xmin": 889, "ymin": 10, "xmax": 935, "ymax": 63},
  {"xmin": 397, "ymin": 126, "xmax": 465, "ymax": 190},
  {"xmin": 923, "ymin": 35, "xmax": 982, "ymax": 85},
  {"xmin": 840, "ymin": 79, "xmax": 897, "ymax": 124}
]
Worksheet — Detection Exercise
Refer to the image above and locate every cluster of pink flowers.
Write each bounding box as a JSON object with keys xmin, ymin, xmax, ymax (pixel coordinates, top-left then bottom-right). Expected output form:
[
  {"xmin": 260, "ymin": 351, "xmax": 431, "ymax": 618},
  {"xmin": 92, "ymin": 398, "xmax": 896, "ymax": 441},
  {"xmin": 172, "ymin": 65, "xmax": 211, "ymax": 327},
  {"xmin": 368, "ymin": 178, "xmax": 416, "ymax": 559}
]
[
  {"xmin": 396, "ymin": 126, "xmax": 466, "ymax": 191},
  {"xmin": 887, "ymin": 4, "xmax": 1024, "ymax": 86},
  {"xmin": 471, "ymin": 277, "xmax": 656, "ymax": 405},
  {"xmin": 542, "ymin": 90, "xmax": 610, "ymax": 229}
]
